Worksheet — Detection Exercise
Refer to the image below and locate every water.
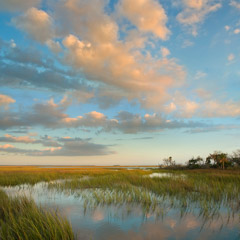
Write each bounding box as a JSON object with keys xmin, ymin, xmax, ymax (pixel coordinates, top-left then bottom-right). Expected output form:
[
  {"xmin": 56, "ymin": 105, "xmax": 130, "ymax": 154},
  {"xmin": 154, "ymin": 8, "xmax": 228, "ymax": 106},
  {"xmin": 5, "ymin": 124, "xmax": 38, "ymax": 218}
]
[
  {"xmin": 37, "ymin": 166, "xmax": 158, "ymax": 170},
  {"xmin": 2, "ymin": 182, "xmax": 240, "ymax": 240},
  {"xmin": 148, "ymin": 172, "xmax": 186, "ymax": 178}
]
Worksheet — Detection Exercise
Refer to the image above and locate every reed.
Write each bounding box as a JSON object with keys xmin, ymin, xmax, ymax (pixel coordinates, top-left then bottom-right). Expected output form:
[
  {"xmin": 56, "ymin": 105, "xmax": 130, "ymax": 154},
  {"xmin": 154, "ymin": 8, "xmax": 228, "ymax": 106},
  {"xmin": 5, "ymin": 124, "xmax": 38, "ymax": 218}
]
[
  {"xmin": 1, "ymin": 167, "xmax": 240, "ymax": 221},
  {"xmin": 0, "ymin": 189, "xmax": 75, "ymax": 240},
  {"xmin": 47, "ymin": 169, "xmax": 240, "ymax": 217}
]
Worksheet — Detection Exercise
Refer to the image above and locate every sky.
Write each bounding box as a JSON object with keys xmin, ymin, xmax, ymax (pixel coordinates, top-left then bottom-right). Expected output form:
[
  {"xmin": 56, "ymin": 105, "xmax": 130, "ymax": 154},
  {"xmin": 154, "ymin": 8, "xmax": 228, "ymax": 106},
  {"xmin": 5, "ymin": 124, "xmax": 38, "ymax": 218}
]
[{"xmin": 0, "ymin": 0, "xmax": 240, "ymax": 165}]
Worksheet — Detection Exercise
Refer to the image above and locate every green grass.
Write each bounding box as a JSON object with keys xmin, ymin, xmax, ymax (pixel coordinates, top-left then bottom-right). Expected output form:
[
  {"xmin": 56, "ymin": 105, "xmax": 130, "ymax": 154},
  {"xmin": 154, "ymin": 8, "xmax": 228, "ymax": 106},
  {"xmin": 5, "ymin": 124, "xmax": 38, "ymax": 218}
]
[
  {"xmin": 0, "ymin": 166, "xmax": 117, "ymax": 186},
  {"xmin": 0, "ymin": 189, "xmax": 75, "ymax": 240},
  {"xmin": 48, "ymin": 169, "xmax": 240, "ymax": 218},
  {"xmin": 1, "ymin": 167, "xmax": 240, "ymax": 232}
]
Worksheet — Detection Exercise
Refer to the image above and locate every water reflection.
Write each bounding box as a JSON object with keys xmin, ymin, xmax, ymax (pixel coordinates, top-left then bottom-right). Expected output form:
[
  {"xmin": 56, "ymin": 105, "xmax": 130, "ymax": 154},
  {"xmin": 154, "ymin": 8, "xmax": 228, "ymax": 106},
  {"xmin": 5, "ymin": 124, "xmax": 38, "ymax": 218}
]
[
  {"xmin": 2, "ymin": 182, "xmax": 240, "ymax": 240},
  {"xmin": 148, "ymin": 173, "xmax": 186, "ymax": 178}
]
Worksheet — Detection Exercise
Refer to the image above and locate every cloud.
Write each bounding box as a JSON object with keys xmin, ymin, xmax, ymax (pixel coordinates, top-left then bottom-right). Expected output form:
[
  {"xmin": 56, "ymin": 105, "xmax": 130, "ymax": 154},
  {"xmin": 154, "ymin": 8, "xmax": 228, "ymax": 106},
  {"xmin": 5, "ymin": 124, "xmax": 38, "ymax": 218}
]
[
  {"xmin": 182, "ymin": 39, "xmax": 194, "ymax": 48},
  {"xmin": 4, "ymin": 2, "xmax": 185, "ymax": 111},
  {"xmin": 0, "ymin": 59, "xmax": 86, "ymax": 92},
  {"xmin": 0, "ymin": 144, "xmax": 15, "ymax": 149},
  {"xmin": 0, "ymin": 134, "xmax": 36, "ymax": 143},
  {"xmin": 195, "ymin": 88, "xmax": 212, "ymax": 100},
  {"xmin": 0, "ymin": 38, "xmax": 95, "ymax": 100},
  {"xmin": 1, "ymin": 93, "xmax": 240, "ymax": 134},
  {"xmin": 0, "ymin": 138, "xmax": 114, "ymax": 156},
  {"xmin": 12, "ymin": 7, "xmax": 54, "ymax": 43},
  {"xmin": 0, "ymin": 94, "xmax": 15, "ymax": 109},
  {"xmin": 62, "ymin": 33, "xmax": 185, "ymax": 110},
  {"xmin": 200, "ymin": 100, "xmax": 240, "ymax": 117},
  {"xmin": 46, "ymin": 39, "xmax": 62, "ymax": 53},
  {"xmin": 185, "ymin": 124, "xmax": 240, "ymax": 133},
  {"xmin": 117, "ymin": 0, "xmax": 170, "ymax": 39},
  {"xmin": 161, "ymin": 47, "xmax": 170, "ymax": 58},
  {"xmin": 34, "ymin": 0, "xmax": 184, "ymax": 110},
  {"xmin": 55, "ymin": 0, "xmax": 119, "ymax": 44},
  {"xmin": 228, "ymin": 53, "xmax": 235, "ymax": 61},
  {"xmin": 0, "ymin": 96, "xmax": 71, "ymax": 129},
  {"xmin": 0, "ymin": 95, "xmax": 207, "ymax": 133},
  {"xmin": 233, "ymin": 28, "xmax": 240, "ymax": 34},
  {"xmin": 177, "ymin": 0, "xmax": 221, "ymax": 36},
  {"xmin": 166, "ymin": 96, "xmax": 240, "ymax": 118},
  {"xmin": 163, "ymin": 93, "xmax": 199, "ymax": 118},
  {"xmin": 0, "ymin": 0, "xmax": 41, "ymax": 12},
  {"xmin": 225, "ymin": 25, "xmax": 230, "ymax": 31},
  {"xmin": 230, "ymin": 0, "xmax": 240, "ymax": 9},
  {"xmin": 38, "ymin": 139, "xmax": 114, "ymax": 156},
  {"xmin": 0, "ymin": 133, "xmax": 63, "ymax": 147},
  {"xmin": 2, "ymin": 40, "xmax": 52, "ymax": 67},
  {"xmin": 194, "ymin": 71, "xmax": 207, "ymax": 80}
]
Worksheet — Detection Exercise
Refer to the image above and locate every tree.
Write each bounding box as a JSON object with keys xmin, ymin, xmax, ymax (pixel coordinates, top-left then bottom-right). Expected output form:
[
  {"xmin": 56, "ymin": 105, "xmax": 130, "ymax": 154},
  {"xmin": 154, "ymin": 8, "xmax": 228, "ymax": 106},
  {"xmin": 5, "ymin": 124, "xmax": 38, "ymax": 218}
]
[
  {"xmin": 162, "ymin": 156, "xmax": 175, "ymax": 167},
  {"xmin": 231, "ymin": 149, "xmax": 240, "ymax": 166},
  {"xmin": 187, "ymin": 156, "xmax": 203, "ymax": 169},
  {"xmin": 206, "ymin": 151, "xmax": 228, "ymax": 170}
]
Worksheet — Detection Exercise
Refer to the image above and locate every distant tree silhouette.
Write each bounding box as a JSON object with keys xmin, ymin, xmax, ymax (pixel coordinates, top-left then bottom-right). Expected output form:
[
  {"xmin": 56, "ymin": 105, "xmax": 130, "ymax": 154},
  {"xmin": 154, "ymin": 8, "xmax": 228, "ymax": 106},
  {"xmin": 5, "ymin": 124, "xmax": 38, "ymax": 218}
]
[
  {"xmin": 231, "ymin": 149, "xmax": 240, "ymax": 166},
  {"xmin": 162, "ymin": 156, "xmax": 175, "ymax": 167},
  {"xmin": 206, "ymin": 151, "xmax": 228, "ymax": 169},
  {"xmin": 187, "ymin": 156, "xmax": 203, "ymax": 169}
]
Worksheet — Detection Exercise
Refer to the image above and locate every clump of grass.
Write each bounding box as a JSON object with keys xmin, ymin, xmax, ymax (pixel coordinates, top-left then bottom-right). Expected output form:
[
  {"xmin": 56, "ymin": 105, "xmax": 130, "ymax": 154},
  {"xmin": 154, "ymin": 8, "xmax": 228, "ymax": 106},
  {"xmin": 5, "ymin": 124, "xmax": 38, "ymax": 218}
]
[
  {"xmin": 0, "ymin": 190, "xmax": 75, "ymax": 240},
  {"xmin": 0, "ymin": 166, "xmax": 118, "ymax": 186}
]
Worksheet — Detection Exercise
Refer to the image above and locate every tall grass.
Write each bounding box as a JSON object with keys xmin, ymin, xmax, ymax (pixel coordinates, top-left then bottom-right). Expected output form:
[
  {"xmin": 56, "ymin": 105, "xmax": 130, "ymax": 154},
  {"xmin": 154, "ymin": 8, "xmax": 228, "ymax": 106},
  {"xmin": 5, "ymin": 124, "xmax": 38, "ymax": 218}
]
[
  {"xmin": 0, "ymin": 166, "xmax": 116, "ymax": 186},
  {"xmin": 48, "ymin": 169, "xmax": 240, "ymax": 218},
  {"xmin": 1, "ymin": 167, "xmax": 240, "ymax": 221},
  {"xmin": 0, "ymin": 190, "xmax": 75, "ymax": 240}
]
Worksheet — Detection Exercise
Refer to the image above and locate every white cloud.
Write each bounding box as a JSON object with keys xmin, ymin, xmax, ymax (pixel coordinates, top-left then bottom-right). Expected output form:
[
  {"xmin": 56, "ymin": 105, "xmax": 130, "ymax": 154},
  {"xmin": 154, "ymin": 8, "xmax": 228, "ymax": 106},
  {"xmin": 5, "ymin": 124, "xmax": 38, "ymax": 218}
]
[{"xmin": 194, "ymin": 71, "xmax": 207, "ymax": 80}]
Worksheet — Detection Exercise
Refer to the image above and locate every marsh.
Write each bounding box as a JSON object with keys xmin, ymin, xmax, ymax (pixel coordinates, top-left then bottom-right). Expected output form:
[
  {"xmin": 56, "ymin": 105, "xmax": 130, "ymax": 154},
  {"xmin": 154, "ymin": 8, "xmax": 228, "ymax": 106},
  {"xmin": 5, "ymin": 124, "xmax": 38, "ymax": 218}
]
[{"xmin": 0, "ymin": 167, "xmax": 240, "ymax": 240}]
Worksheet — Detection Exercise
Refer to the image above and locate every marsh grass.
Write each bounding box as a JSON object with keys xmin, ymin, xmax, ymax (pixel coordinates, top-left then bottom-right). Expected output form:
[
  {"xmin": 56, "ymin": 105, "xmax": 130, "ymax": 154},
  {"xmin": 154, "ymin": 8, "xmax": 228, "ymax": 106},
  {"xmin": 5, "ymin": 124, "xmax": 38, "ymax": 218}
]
[
  {"xmin": 0, "ymin": 189, "xmax": 75, "ymax": 240},
  {"xmin": 47, "ymin": 169, "xmax": 240, "ymax": 219},
  {"xmin": 0, "ymin": 166, "xmax": 117, "ymax": 186},
  {"xmin": 1, "ymin": 167, "xmax": 240, "ymax": 224}
]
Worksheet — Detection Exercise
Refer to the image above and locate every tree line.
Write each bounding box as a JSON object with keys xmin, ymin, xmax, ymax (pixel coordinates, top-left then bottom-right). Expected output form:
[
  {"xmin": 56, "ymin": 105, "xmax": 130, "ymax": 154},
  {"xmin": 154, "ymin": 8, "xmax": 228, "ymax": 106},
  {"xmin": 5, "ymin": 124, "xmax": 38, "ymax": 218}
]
[{"xmin": 160, "ymin": 149, "xmax": 240, "ymax": 170}]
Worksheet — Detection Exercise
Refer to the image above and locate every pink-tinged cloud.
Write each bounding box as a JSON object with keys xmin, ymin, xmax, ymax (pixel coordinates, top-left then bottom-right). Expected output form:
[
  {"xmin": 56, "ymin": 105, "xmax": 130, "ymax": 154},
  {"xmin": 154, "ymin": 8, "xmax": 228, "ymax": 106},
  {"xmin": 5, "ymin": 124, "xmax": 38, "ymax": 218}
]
[
  {"xmin": 0, "ymin": 144, "xmax": 15, "ymax": 149},
  {"xmin": 0, "ymin": 134, "xmax": 36, "ymax": 143},
  {"xmin": 117, "ymin": 0, "xmax": 170, "ymax": 39},
  {"xmin": 62, "ymin": 33, "xmax": 185, "ymax": 110},
  {"xmin": 0, "ymin": 137, "xmax": 114, "ymax": 156},
  {"xmin": 12, "ymin": 7, "xmax": 54, "ymax": 43},
  {"xmin": 60, "ymin": 0, "xmax": 119, "ymax": 44},
  {"xmin": 161, "ymin": 47, "xmax": 170, "ymax": 58},
  {"xmin": 0, "ymin": 94, "xmax": 15, "ymax": 108}
]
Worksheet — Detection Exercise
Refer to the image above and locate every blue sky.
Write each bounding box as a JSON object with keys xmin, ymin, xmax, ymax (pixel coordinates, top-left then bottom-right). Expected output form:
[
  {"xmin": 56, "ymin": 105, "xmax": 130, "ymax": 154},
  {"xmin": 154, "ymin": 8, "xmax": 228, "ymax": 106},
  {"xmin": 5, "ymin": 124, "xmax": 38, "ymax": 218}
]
[{"xmin": 0, "ymin": 0, "xmax": 240, "ymax": 165}]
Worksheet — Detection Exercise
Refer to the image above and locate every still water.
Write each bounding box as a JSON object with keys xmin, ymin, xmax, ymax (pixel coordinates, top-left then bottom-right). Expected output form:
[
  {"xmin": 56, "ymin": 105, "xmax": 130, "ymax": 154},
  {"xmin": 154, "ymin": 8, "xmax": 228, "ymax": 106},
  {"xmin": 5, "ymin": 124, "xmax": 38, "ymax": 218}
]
[{"xmin": 2, "ymin": 181, "xmax": 240, "ymax": 240}]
